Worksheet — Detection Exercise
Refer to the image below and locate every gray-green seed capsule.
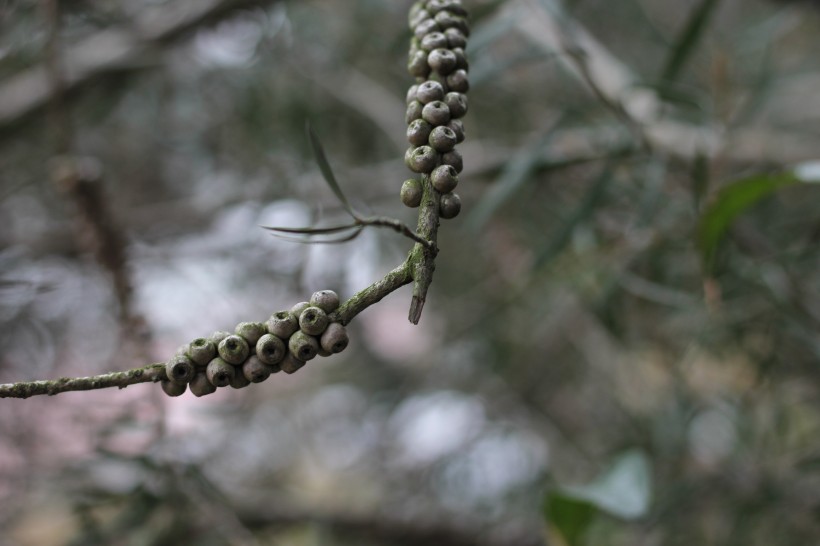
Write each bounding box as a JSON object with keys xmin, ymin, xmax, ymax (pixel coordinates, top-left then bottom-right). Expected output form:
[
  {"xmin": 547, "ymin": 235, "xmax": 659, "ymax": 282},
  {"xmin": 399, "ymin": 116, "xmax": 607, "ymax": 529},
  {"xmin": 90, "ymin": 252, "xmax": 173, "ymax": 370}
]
[
  {"xmin": 442, "ymin": 148, "xmax": 463, "ymax": 173},
  {"xmin": 256, "ymin": 334, "xmax": 286, "ymax": 365},
  {"xmin": 416, "ymin": 80, "xmax": 445, "ymax": 104},
  {"xmin": 187, "ymin": 338, "xmax": 216, "ymax": 366},
  {"xmin": 280, "ymin": 352, "xmax": 306, "ymax": 374},
  {"xmin": 407, "ymin": 119, "xmax": 433, "ymax": 147},
  {"xmin": 428, "ymin": 48, "xmax": 457, "ymax": 75},
  {"xmin": 161, "ymin": 379, "xmax": 187, "ymax": 397},
  {"xmin": 289, "ymin": 331, "xmax": 319, "ymax": 362},
  {"xmin": 401, "ymin": 178, "xmax": 423, "ymax": 208},
  {"xmin": 229, "ymin": 370, "xmax": 251, "ymax": 389},
  {"xmin": 446, "ymin": 69, "xmax": 469, "ymax": 93},
  {"xmin": 444, "ymin": 28, "xmax": 467, "ymax": 49},
  {"xmin": 408, "ymin": 49, "xmax": 431, "ymax": 79},
  {"xmin": 310, "ymin": 290, "xmax": 340, "ymax": 313},
  {"xmin": 299, "ymin": 306, "xmax": 329, "ymax": 336},
  {"xmin": 451, "ymin": 47, "xmax": 468, "ymax": 70},
  {"xmin": 208, "ymin": 331, "xmax": 232, "ymax": 346},
  {"xmin": 447, "ymin": 119, "xmax": 465, "ymax": 143},
  {"xmin": 444, "ymin": 92, "xmax": 468, "ymax": 118},
  {"xmin": 267, "ymin": 311, "xmax": 299, "ymax": 339},
  {"xmin": 189, "ymin": 373, "xmax": 217, "ymax": 397},
  {"xmin": 406, "ymin": 145, "xmax": 439, "ymax": 174},
  {"xmin": 407, "ymin": 84, "xmax": 419, "ymax": 104},
  {"xmin": 409, "ymin": 6, "xmax": 430, "ymax": 29},
  {"xmin": 218, "ymin": 335, "xmax": 250, "ymax": 365},
  {"xmin": 422, "ymin": 100, "xmax": 451, "ymax": 126},
  {"xmin": 414, "ymin": 18, "xmax": 440, "ymax": 40},
  {"xmin": 428, "ymin": 125, "xmax": 457, "ymax": 152},
  {"xmin": 290, "ymin": 301, "xmax": 310, "ymax": 317},
  {"xmin": 235, "ymin": 321, "xmax": 266, "ymax": 345},
  {"xmin": 242, "ymin": 356, "xmax": 272, "ymax": 383},
  {"xmin": 431, "ymin": 164, "xmax": 459, "ymax": 193},
  {"xmin": 420, "ymin": 31, "xmax": 447, "ymax": 51},
  {"xmin": 320, "ymin": 323, "xmax": 349, "ymax": 354},
  {"xmin": 405, "ymin": 100, "xmax": 424, "ymax": 124},
  {"xmin": 206, "ymin": 357, "xmax": 235, "ymax": 387},
  {"xmin": 166, "ymin": 354, "xmax": 196, "ymax": 384},
  {"xmin": 440, "ymin": 192, "xmax": 462, "ymax": 219}
]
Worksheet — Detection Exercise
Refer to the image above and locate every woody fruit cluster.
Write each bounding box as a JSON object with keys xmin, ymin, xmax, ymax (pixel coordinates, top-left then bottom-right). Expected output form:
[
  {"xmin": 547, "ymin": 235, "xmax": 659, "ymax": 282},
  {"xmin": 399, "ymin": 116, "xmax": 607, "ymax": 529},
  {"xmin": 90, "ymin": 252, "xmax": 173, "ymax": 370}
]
[
  {"xmin": 161, "ymin": 290, "xmax": 348, "ymax": 397},
  {"xmin": 403, "ymin": 0, "xmax": 469, "ymax": 220}
]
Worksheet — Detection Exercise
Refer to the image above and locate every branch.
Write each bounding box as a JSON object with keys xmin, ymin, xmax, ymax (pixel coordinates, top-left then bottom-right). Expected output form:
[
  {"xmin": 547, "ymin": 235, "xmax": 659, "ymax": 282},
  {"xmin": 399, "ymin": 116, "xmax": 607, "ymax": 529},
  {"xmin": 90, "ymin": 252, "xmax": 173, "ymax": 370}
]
[
  {"xmin": 408, "ymin": 173, "xmax": 441, "ymax": 324},
  {"xmin": 0, "ymin": 364, "xmax": 166, "ymax": 399},
  {"xmin": 0, "ymin": 0, "xmax": 284, "ymax": 130}
]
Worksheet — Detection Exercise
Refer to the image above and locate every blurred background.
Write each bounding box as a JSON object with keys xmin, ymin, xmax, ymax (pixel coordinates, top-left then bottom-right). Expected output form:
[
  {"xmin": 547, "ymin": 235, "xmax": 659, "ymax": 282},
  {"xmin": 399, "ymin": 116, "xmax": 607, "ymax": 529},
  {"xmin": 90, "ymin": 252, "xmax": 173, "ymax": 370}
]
[{"xmin": 1, "ymin": 0, "xmax": 819, "ymax": 544}]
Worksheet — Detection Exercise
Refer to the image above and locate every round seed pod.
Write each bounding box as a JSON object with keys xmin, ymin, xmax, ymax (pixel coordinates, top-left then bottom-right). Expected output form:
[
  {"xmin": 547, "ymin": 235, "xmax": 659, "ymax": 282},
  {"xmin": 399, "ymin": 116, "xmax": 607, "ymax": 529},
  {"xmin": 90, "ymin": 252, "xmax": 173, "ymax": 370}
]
[
  {"xmin": 429, "ymin": 125, "xmax": 458, "ymax": 152},
  {"xmin": 416, "ymin": 80, "xmax": 445, "ymax": 104},
  {"xmin": 310, "ymin": 290, "xmax": 340, "ymax": 313},
  {"xmin": 407, "ymin": 119, "xmax": 433, "ymax": 146},
  {"xmin": 187, "ymin": 338, "xmax": 216, "ymax": 367},
  {"xmin": 218, "ymin": 335, "xmax": 250, "ymax": 365},
  {"xmin": 242, "ymin": 356, "xmax": 272, "ymax": 383},
  {"xmin": 440, "ymin": 0, "xmax": 469, "ymax": 16},
  {"xmin": 451, "ymin": 47, "xmax": 469, "ymax": 70},
  {"xmin": 414, "ymin": 18, "xmax": 440, "ymax": 40},
  {"xmin": 444, "ymin": 92, "xmax": 468, "ymax": 119},
  {"xmin": 235, "ymin": 321, "xmax": 266, "ymax": 345},
  {"xmin": 420, "ymin": 31, "xmax": 448, "ymax": 51},
  {"xmin": 280, "ymin": 352, "xmax": 306, "ymax": 374},
  {"xmin": 318, "ymin": 347, "xmax": 333, "ymax": 358},
  {"xmin": 189, "ymin": 373, "xmax": 217, "ymax": 397},
  {"xmin": 425, "ymin": 0, "xmax": 448, "ymax": 14},
  {"xmin": 406, "ymin": 84, "xmax": 419, "ymax": 104},
  {"xmin": 447, "ymin": 119, "xmax": 465, "ymax": 143},
  {"xmin": 401, "ymin": 178, "xmax": 424, "ymax": 208},
  {"xmin": 161, "ymin": 379, "xmax": 186, "ymax": 397},
  {"xmin": 290, "ymin": 301, "xmax": 310, "ymax": 317},
  {"xmin": 428, "ymin": 48, "xmax": 457, "ymax": 75},
  {"xmin": 406, "ymin": 145, "xmax": 439, "ymax": 174},
  {"xmin": 409, "ymin": 6, "xmax": 430, "ymax": 30},
  {"xmin": 230, "ymin": 370, "xmax": 251, "ymax": 389},
  {"xmin": 442, "ymin": 148, "xmax": 463, "ymax": 173},
  {"xmin": 422, "ymin": 100, "xmax": 451, "ymax": 126},
  {"xmin": 289, "ymin": 331, "xmax": 319, "ymax": 362},
  {"xmin": 206, "ymin": 357, "xmax": 235, "ymax": 387},
  {"xmin": 267, "ymin": 310, "xmax": 299, "ymax": 339},
  {"xmin": 166, "ymin": 354, "xmax": 196, "ymax": 384},
  {"xmin": 299, "ymin": 306, "xmax": 329, "ymax": 336},
  {"xmin": 320, "ymin": 323, "xmax": 349, "ymax": 354},
  {"xmin": 208, "ymin": 331, "xmax": 232, "ymax": 346},
  {"xmin": 407, "ymin": 49, "xmax": 430, "ymax": 79},
  {"xmin": 431, "ymin": 164, "xmax": 459, "ymax": 193},
  {"xmin": 446, "ymin": 69, "xmax": 469, "ymax": 93},
  {"xmin": 444, "ymin": 28, "xmax": 467, "ymax": 49},
  {"xmin": 405, "ymin": 100, "xmax": 424, "ymax": 124},
  {"xmin": 440, "ymin": 192, "xmax": 462, "ymax": 219},
  {"xmin": 256, "ymin": 333, "xmax": 286, "ymax": 365},
  {"xmin": 434, "ymin": 10, "xmax": 464, "ymax": 32}
]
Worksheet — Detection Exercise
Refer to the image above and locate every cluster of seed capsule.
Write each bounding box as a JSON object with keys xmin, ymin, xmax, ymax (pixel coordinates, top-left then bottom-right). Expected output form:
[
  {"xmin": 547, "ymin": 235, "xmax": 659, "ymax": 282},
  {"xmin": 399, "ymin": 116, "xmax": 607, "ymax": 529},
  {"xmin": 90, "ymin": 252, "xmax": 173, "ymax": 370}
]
[
  {"xmin": 161, "ymin": 290, "xmax": 348, "ymax": 397},
  {"xmin": 402, "ymin": 0, "xmax": 470, "ymax": 220}
]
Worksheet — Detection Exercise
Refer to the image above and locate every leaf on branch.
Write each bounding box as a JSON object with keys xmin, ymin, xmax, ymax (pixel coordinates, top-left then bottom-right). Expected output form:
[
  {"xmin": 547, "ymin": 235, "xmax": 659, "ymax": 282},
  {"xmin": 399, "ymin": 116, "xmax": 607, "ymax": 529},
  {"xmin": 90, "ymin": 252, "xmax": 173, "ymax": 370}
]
[{"xmin": 306, "ymin": 121, "xmax": 361, "ymax": 219}]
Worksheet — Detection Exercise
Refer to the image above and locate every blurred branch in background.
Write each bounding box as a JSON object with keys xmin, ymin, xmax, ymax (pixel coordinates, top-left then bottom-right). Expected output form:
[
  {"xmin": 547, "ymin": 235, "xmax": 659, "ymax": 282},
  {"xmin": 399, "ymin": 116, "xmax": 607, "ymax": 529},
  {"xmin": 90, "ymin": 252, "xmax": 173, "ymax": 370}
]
[{"xmin": 0, "ymin": 0, "xmax": 284, "ymax": 131}]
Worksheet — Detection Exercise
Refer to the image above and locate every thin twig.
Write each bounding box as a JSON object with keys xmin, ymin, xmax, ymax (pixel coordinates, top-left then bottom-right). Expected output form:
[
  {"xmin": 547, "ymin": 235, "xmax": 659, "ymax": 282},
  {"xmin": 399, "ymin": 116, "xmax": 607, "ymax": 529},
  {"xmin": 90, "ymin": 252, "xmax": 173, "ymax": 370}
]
[{"xmin": 0, "ymin": 364, "xmax": 167, "ymax": 399}]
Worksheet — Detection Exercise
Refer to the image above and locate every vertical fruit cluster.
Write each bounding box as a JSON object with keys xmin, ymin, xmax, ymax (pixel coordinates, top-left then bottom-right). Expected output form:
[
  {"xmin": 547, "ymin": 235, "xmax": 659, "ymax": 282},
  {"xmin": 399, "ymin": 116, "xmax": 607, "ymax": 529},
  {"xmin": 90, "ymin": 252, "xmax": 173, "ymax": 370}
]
[
  {"xmin": 403, "ymin": 0, "xmax": 470, "ymax": 220},
  {"xmin": 161, "ymin": 290, "xmax": 349, "ymax": 397}
]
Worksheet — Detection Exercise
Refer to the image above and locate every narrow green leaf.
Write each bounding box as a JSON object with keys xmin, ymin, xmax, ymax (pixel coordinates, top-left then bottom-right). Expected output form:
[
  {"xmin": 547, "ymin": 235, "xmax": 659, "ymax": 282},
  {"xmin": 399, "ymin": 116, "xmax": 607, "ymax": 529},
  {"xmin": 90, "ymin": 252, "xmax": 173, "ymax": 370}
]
[
  {"xmin": 661, "ymin": 0, "xmax": 722, "ymax": 84},
  {"xmin": 697, "ymin": 172, "xmax": 800, "ymax": 271},
  {"xmin": 545, "ymin": 494, "xmax": 596, "ymax": 546},
  {"xmin": 306, "ymin": 122, "xmax": 358, "ymax": 219}
]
